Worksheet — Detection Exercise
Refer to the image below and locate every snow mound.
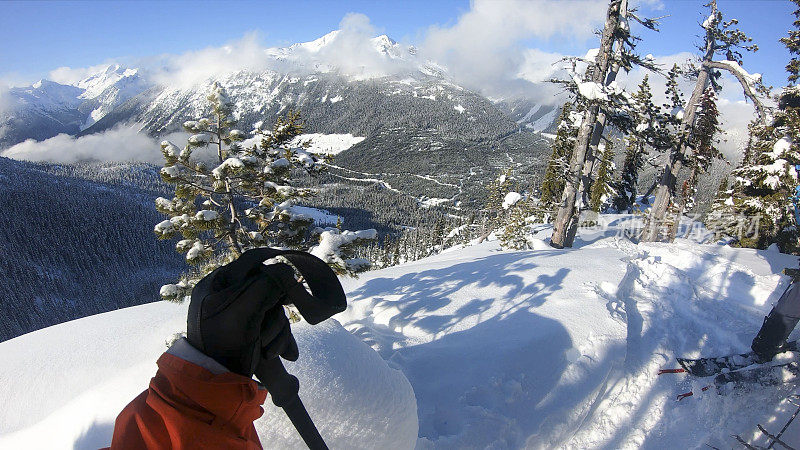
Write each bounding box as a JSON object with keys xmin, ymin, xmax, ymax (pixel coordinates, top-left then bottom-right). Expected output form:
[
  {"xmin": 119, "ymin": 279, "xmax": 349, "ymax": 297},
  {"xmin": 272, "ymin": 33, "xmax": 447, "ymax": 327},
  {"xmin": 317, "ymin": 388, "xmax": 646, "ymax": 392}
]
[
  {"xmin": 0, "ymin": 303, "xmax": 416, "ymax": 449},
  {"xmin": 257, "ymin": 320, "xmax": 417, "ymax": 449}
]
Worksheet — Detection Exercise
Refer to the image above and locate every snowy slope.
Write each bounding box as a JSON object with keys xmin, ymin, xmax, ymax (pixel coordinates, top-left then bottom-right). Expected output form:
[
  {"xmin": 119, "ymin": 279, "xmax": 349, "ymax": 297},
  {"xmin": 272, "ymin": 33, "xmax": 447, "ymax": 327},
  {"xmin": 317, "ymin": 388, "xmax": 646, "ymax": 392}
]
[
  {"xmin": 0, "ymin": 65, "xmax": 150, "ymax": 147},
  {"xmin": 336, "ymin": 223, "xmax": 800, "ymax": 448},
  {"xmin": 1, "ymin": 216, "xmax": 798, "ymax": 449},
  {"xmin": 0, "ymin": 302, "xmax": 417, "ymax": 449}
]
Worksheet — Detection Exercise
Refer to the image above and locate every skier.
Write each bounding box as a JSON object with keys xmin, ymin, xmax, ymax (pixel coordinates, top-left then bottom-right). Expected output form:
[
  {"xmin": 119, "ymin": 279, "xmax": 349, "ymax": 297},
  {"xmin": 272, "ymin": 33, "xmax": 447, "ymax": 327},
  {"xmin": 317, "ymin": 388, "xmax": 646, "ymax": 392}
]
[
  {"xmin": 751, "ymin": 271, "xmax": 800, "ymax": 362},
  {"xmin": 106, "ymin": 250, "xmax": 310, "ymax": 449}
]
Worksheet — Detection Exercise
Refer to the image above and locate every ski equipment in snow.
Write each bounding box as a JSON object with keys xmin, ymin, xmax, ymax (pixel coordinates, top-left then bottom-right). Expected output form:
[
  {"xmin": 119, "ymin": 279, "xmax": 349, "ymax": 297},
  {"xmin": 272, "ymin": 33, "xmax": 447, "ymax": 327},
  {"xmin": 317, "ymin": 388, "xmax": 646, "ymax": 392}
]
[
  {"xmin": 672, "ymin": 362, "xmax": 800, "ymax": 401},
  {"xmin": 752, "ymin": 281, "xmax": 800, "ymax": 362},
  {"xmin": 713, "ymin": 361, "xmax": 800, "ymax": 386},
  {"xmin": 660, "ymin": 340, "xmax": 800, "ymax": 377}
]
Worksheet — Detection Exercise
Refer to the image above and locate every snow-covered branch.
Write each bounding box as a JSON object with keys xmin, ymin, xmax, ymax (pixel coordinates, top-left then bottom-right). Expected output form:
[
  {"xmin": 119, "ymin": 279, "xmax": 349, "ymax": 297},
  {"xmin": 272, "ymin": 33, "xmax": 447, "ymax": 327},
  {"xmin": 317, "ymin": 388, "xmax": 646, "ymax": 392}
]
[{"xmin": 704, "ymin": 59, "xmax": 767, "ymax": 121}]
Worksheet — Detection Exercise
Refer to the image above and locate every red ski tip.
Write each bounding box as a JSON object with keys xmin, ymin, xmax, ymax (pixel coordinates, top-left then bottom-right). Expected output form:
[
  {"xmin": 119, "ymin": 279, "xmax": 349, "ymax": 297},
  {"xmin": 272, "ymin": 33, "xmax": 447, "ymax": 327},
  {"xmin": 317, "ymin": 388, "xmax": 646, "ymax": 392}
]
[
  {"xmin": 658, "ymin": 368, "xmax": 686, "ymax": 375},
  {"xmin": 677, "ymin": 385, "xmax": 711, "ymax": 401}
]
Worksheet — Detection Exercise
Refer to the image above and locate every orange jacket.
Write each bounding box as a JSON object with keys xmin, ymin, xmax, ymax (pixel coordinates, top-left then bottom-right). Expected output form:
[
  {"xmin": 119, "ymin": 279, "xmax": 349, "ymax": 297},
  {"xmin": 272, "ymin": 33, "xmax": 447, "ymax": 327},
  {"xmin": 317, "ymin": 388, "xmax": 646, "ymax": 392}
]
[{"xmin": 108, "ymin": 351, "xmax": 267, "ymax": 449}]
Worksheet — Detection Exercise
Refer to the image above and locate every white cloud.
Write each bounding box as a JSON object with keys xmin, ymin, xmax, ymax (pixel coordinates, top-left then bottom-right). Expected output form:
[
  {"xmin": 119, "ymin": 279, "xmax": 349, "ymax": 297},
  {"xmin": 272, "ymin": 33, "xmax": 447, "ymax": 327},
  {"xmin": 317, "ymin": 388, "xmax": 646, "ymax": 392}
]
[
  {"xmin": 1, "ymin": 125, "xmax": 166, "ymax": 164},
  {"xmin": 420, "ymin": 0, "xmax": 607, "ymax": 97},
  {"xmin": 0, "ymin": 85, "xmax": 12, "ymax": 116},
  {"xmin": 313, "ymin": 13, "xmax": 409, "ymax": 78},
  {"xmin": 147, "ymin": 32, "xmax": 276, "ymax": 89},
  {"xmin": 515, "ymin": 48, "xmax": 575, "ymax": 105}
]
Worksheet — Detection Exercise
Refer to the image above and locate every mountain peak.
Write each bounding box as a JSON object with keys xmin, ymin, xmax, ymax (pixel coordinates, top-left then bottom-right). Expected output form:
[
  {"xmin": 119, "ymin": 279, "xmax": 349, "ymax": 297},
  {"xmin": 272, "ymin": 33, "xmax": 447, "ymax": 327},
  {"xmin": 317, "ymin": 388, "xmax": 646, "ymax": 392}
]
[{"xmin": 295, "ymin": 30, "xmax": 342, "ymax": 52}]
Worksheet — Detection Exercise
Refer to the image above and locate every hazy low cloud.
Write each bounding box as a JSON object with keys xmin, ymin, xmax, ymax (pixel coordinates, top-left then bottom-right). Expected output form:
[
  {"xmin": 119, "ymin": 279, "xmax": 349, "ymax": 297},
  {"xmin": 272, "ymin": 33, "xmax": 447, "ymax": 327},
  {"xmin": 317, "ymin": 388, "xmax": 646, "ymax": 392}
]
[
  {"xmin": 146, "ymin": 14, "xmax": 411, "ymax": 89},
  {"xmin": 0, "ymin": 85, "xmax": 12, "ymax": 116},
  {"xmin": 1, "ymin": 125, "xmax": 165, "ymax": 164}
]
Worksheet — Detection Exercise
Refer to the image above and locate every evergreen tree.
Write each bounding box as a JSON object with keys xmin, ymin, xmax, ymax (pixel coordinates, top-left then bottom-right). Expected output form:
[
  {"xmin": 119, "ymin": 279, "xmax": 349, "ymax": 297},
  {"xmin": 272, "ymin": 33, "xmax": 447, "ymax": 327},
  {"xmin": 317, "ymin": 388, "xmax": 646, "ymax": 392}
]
[
  {"xmin": 482, "ymin": 168, "xmax": 515, "ymax": 237},
  {"xmin": 642, "ymin": 0, "xmax": 768, "ymax": 242},
  {"xmin": 613, "ymin": 137, "xmax": 644, "ymax": 212},
  {"xmin": 705, "ymin": 3, "xmax": 800, "ymax": 253},
  {"xmin": 549, "ymin": 0, "xmax": 661, "ymax": 248},
  {"xmin": 539, "ymin": 103, "xmax": 577, "ymax": 211},
  {"xmin": 687, "ymin": 87, "xmax": 724, "ymax": 208},
  {"xmin": 705, "ymin": 120, "xmax": 800, "ymax": 253},
  {"xmin": 781, "ymin": 0, "xmax": 800, "ymax": 85},
  {"xmin": 155, "ymin": 83, "xmax": 372, "ymax": 300},
  {"xmin": 669, "ymin": 87, "xmax": 724, "ymax": 239},
  {"xmin": 589, "ymin": 141, "xmax": 616, "ymax": 213},
  {"xmin": 499, "ymin": 196, "xmax": 533, "ymax": 250}
]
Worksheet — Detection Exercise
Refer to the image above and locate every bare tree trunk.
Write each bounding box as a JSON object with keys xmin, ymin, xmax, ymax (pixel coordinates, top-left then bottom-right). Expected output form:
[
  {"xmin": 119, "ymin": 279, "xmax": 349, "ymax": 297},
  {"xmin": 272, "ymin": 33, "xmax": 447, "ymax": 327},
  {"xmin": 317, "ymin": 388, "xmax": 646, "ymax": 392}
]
[
  {"xmin": 641, "ymin": 0, "xmax": 766, "ymax": 242},
  {"xmin": 550, "ymin": 0, "xmax": 626, "ymax": 248},
  {"xmin": 216, "ymin": 112, "xmax": 243, "ymax": 256},
  {"xmin": 641, "ymin": 6, "xmax": 715, "ymax": 242}
]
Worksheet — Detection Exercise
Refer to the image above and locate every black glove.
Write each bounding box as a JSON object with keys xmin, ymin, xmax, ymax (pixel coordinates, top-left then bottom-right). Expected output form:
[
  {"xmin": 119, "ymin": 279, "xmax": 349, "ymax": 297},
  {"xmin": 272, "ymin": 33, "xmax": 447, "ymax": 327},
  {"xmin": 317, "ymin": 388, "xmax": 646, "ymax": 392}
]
[{"xmin": 187, "ymin": 248, "xmax": 300, "ymax": 377}]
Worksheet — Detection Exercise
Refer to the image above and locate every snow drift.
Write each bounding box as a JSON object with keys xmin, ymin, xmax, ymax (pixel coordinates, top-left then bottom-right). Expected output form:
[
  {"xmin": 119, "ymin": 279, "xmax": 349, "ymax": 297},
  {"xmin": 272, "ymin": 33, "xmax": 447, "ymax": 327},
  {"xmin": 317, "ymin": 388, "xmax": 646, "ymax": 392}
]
[{"xmin": 0, "ymin": 303, "xmax": 417, "ymax": 449}]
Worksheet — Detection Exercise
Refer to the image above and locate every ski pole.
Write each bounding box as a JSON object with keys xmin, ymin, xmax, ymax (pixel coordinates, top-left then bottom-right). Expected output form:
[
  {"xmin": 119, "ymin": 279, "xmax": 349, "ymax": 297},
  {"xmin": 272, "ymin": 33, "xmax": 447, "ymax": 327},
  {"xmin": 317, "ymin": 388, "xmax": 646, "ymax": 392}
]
[
  {"xmin": 658, "ymin": 368, "xmax": 686, "ymax": 375},
  {"xmin": 256, "ymin": 357, "xmax": 329, "ymax": 450}
]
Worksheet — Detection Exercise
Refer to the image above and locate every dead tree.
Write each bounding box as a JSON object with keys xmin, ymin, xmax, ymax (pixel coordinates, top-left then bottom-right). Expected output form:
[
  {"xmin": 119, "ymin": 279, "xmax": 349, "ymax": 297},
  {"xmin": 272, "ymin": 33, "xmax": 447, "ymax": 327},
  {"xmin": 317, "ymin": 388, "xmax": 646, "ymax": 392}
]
[{"xmin": 641, "ymin": 0, "xmax": 767, "ymax": 242}]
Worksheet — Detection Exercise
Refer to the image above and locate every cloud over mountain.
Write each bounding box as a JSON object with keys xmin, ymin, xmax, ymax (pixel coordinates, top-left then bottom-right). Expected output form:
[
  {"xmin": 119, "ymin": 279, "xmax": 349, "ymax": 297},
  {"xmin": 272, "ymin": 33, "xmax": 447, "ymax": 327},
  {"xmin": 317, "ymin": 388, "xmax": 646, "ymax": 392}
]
[
  {"xmin": 1, "ymin": 125, "xmax": 165, "ymax": 163},
  {"xmin": 420, "ymin": 0, "xmax": 607, "ymax": 99}
]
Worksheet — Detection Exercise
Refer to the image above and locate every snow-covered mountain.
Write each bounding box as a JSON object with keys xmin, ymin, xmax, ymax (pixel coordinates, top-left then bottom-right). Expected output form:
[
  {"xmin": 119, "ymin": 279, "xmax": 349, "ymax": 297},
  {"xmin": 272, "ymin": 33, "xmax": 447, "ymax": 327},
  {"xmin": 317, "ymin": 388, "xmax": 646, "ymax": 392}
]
[
  {"xmin": 75, "ymin": 64, "xmax": 149, "ymax": 129},
  {"xmin": 0, "ymin": 64, "xmax": 150, "ymax": 147},
  {"xmin": 1, "ymin": 31, "xmax": 558, "ymax": 179},
  {"xmin": 0, "ymin": 30, "xmax": 562, "ymax": 212}
]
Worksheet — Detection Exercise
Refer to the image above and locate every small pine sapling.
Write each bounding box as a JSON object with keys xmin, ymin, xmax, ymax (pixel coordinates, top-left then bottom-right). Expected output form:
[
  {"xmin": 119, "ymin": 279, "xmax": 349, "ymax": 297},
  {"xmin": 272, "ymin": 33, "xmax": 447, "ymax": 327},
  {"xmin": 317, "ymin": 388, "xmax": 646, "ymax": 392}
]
[{"xmin": 155, "ymin": 82, "xmax": 374, "ymax": 301}]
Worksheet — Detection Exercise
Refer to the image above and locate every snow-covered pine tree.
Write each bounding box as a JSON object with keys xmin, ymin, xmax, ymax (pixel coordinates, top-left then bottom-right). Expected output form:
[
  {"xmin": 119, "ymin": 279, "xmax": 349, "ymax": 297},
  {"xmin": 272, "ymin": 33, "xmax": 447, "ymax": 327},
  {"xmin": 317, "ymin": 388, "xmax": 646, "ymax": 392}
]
[
  {"xmin": 155, "ymin": 82, "xmax": 374, "ymax": 300},
  {"xmin": 686, "ymin": 87, "xmax": 724, "ymax": 210},
  {"xmin": 668, "ymin": 87, "xmax": 724, "ymax": 240},
  {"xmin": 589, "ymin": 141, "xmax": 616, "ymax": 213},
  {"xmin": 481, "ymin": 168, "xmax": 516, "ymax": 239},
  {"xmin": 539, "ymin": 103, "xmax": 577, "ymax": 219},
  {"xmin": 549, "ymin": 0, "xmax": 660, "ymax": 248},
  {"xmin": 641, "ymin": 0, "xmax": 768, "ymax": 242},
  {"xmin": 612, "ymin": 76, "xmax": 655, "ymax": 213},
  {"xmin": 705, "ymin": 0, "xmax": 800, "ymax": 254},
  {"xmin": 499, "ymin": 200, "xmax": 529, "ymax": 250},
  {"xmin": 705, "ymin": 119, "xmax": 800, "ymax": 252},
  {"xmin": 309, "ymin": 227, "xmax": 378, "ymax": 274}
]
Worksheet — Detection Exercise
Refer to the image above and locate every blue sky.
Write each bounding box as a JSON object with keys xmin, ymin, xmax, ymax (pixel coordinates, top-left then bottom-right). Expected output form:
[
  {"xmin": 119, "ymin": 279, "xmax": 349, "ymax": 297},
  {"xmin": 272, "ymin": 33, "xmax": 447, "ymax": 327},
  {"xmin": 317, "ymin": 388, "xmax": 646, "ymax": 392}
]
[{"xmin": 0, "ymin": 0, "xmax": 795, "ymax": 88}]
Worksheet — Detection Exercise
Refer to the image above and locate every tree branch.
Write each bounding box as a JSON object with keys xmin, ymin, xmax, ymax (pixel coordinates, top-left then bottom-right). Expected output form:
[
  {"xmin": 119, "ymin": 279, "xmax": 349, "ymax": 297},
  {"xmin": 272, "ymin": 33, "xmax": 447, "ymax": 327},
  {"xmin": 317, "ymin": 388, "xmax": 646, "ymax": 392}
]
[
  {"xmin": 704, "ymin": 60, "xmax": 767, "ymax": 122},
  {"xmin": 732, "ymin": 434, "xmax": 763, "ymax": 449},
  {"xmin": 171, "ymin": 176, "xmax": 217, "ymax": 194}
]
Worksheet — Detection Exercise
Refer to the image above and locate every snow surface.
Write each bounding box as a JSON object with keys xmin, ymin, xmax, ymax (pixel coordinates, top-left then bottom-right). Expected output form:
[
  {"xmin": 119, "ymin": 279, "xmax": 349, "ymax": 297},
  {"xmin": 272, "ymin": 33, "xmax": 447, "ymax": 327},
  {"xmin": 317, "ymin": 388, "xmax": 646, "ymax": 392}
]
[
  {"xmin": 502, "ymin": 191, "xmax": 522, "ymax": 209},
  {"xmin": 290, "ymin": 133, "xmax": 365, "ymax": 155},
  {"xmin": 2, "ymin": 215, "xmax": 800, "ymax": 449},
  {"xmin": 291, "ymin": 205, "xmax": 339, "ymax": 226},
  {"xmin": 0, "ymin": 303, "xmax": 416, "ymax": 449},
  {"xmin": 337, "ymin": 222, "xmax": 800, "ymax": 448}
]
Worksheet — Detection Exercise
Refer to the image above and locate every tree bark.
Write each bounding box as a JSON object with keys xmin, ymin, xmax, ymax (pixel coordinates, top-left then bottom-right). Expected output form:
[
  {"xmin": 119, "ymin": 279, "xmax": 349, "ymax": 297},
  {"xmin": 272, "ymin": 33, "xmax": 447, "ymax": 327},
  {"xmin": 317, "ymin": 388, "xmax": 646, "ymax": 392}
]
[
  {"xmin": 641, "ymin": 4, "xmax": 715, "ymax": 242},
  {"xmin": 641, "ymin": 0, "xmax": 767, "ymax": 242},
  {"xmin": 550, "ymin": 0, "xmax": 626, "ymax": 248}
]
